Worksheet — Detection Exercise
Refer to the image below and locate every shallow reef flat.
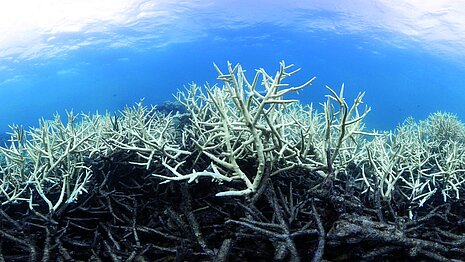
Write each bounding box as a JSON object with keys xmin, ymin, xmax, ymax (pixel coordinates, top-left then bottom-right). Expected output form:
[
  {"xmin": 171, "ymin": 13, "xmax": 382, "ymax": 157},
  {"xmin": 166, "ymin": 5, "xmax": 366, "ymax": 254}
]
[{"xmin": 0, "ymin": 62, "xmax": 464, "ymax": 261}]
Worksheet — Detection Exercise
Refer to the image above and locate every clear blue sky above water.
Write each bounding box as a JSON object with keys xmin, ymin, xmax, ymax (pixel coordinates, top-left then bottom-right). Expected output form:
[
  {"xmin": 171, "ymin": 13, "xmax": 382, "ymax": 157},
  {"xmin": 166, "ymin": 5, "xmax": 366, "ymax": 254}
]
[{"xmin": 1, "ymin": 1, "xmax": 465, "ymax": 133}]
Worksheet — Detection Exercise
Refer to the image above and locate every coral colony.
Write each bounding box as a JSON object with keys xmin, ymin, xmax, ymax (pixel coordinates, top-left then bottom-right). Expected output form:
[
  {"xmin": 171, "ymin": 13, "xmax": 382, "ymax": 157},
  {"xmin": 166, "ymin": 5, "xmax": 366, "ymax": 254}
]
[{"xmin": 0, "ymin": 62, "xmax": 464, "ymax": 260}]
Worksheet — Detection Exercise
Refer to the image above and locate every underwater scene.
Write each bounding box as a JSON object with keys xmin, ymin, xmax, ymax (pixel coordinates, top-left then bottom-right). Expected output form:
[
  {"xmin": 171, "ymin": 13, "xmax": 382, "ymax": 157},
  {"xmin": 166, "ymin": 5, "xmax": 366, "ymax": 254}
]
[{"xmin": 0, "ymin": 1, "xmax": 465, "ymax": 261}]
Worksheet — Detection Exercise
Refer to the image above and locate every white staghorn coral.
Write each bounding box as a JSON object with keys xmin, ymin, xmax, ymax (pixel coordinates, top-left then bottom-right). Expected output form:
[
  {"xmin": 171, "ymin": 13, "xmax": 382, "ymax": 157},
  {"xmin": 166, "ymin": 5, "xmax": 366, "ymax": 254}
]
[{"xmin": 0, "ymin": 61, "xmax": 464, "ymax": 214}]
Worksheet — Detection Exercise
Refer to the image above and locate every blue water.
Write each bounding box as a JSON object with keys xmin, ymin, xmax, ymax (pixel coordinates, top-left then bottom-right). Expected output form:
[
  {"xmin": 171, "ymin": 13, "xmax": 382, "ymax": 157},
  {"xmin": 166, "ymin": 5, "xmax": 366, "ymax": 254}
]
[{"xmin": 1, "ymin": 1, "xmax": 465, "ymax": 133}]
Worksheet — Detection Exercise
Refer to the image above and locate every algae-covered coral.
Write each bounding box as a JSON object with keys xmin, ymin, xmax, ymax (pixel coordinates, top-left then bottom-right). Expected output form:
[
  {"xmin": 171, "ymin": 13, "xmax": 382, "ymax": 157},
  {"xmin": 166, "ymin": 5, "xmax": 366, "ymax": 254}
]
[{"xmin": 0, "ymin": 62, "xmax": 464, "ymax": 261}]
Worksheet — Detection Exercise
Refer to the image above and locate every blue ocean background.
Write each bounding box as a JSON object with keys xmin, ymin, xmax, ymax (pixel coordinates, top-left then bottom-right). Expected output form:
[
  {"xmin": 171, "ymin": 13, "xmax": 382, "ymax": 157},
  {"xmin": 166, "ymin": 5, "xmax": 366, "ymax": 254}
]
[{"xmin": 1, "ymin": 0, "xmax": 465, "ymax": 133}]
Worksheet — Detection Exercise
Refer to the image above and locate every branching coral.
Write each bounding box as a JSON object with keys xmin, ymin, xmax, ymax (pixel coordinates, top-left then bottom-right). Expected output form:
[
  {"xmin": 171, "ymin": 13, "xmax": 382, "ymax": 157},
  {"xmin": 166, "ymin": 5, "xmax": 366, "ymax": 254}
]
[
  {"xmin": 158, "ymin": 61, "xmax": 318, "ymax": 196},
  {"xmin": 104, "ymin": 101, "xmax": 189, "ymax": 168},
  {"xmin": 359, "ymin": 113, "xmax": 465, "ymax": 216},
  {"xmin": 1, "ymin": 62, "xmax": 465, "ymax": 261},
  {"xmin": 0, "ymin": 103, "xmax": 185, "ymax": 212},
  {"xmin": 154, "ymin": 61, "xmax": 371, "ymax": 197},
  {"xmin": 0, "ymin": 61, "xmax": 464, "ymax": 214},
  {"xmin": 0, "ymin": 113, "xmax": 99, "ymax": 212}
]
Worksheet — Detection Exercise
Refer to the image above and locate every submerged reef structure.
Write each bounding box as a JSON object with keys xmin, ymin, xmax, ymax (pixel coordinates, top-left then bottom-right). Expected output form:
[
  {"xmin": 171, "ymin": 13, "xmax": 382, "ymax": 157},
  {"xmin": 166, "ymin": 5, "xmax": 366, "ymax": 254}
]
[{"xmin": 0, "ymin": 62, "xmax": 464, "ymax": 261}]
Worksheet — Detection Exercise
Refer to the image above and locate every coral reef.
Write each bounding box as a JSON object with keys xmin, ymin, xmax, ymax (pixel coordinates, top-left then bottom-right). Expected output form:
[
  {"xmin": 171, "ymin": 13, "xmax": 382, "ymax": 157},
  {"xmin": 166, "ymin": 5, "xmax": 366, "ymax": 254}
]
[{"xmin": 0, "ymin": 62, "xmax": 464, "ymax": 261}]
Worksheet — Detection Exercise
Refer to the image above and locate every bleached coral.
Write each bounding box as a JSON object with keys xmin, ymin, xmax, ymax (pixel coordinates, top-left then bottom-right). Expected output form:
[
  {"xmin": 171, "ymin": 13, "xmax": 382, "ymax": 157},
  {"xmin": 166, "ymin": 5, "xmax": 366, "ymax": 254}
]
[
  {"xmin": 1, "ymin": 61, "xmax": 464, "ymax": 214},
  {"xmin": 154, "ymin": 61, "xmax": 371, "ymax": 196},
  {"xmin": 0, "ymin": 103, "xmax": 185, "ymax": 212},
  {"xmin": 360, "ymin": 113, "xmax": 465, "ymax": 213}
]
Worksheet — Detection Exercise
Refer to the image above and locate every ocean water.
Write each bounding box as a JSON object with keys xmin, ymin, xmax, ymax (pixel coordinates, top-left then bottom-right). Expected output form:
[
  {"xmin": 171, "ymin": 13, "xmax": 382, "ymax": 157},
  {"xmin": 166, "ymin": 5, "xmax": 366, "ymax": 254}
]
[
  {"xmin": 1, "ymin": 0, "xmax": 465, "ymax": 133},
  {"xmin": 1, "ymin": 2, "xmax": 465, "ymax": 260}
]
